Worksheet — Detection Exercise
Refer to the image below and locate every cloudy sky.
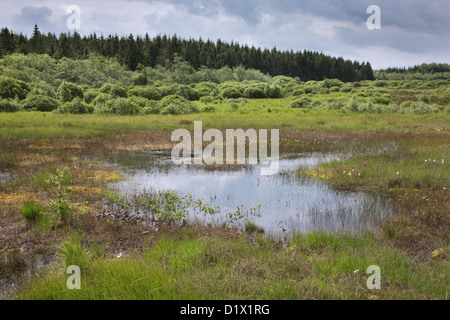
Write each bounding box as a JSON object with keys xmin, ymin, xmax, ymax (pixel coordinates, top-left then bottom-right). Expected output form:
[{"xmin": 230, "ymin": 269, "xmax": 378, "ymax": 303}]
[{"xmin": 1, "ymin": 0, "xmax": 449, "ymax": 69}]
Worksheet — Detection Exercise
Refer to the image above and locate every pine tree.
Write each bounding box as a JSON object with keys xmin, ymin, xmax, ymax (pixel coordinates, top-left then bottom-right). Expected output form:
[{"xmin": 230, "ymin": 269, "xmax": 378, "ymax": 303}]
[
  {"xmin": 0, "ymin": 27, "xmax": 15, "ymax": 57},
  {"xmin": 30, "ymin": 24, "xmax": 43, "ymax": 54}
]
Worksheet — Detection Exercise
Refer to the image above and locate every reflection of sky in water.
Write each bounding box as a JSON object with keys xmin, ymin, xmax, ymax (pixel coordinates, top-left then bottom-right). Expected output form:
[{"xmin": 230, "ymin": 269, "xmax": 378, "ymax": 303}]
[{"xmin": 106, "ymin": 152, "xmax": 392, "ymax": 236}]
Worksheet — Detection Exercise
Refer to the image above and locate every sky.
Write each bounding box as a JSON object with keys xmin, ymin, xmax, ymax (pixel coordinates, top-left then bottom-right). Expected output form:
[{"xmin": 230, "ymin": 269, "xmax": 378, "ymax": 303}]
[{"xmin": 0, "ymin": 0, "xmax": 449, "ymax": 69}]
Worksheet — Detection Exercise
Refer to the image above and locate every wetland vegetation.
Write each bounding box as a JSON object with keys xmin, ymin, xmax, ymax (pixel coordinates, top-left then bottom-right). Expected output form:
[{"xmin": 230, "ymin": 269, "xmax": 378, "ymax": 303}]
[{"xmin": 0, "ymin": 37, "xmax": 449, "ymax": 300}]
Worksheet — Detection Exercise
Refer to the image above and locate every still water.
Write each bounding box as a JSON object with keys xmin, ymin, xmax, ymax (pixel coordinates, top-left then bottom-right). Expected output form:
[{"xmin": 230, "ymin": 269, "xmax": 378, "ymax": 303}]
[{"xmin": 103, "ymin": 152, "xmax": 392, "ymax": 236}]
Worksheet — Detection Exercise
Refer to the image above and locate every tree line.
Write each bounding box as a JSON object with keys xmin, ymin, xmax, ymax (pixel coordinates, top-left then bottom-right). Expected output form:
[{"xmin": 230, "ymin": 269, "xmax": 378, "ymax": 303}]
[{"xmin": 0, "ymin": 24, "xmax": 375, "ymax": 82}]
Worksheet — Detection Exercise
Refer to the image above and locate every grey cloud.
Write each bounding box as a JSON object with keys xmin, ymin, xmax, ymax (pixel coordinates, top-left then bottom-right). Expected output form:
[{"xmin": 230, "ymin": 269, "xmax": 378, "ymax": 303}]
[{"xmin": 12, "ymin": 6, "xmax": 53, "ymax": 33}]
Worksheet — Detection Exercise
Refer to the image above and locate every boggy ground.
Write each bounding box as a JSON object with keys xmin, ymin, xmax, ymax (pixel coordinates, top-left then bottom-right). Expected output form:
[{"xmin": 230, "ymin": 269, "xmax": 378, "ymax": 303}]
[{"xmin": 0, "ymin": 115, "xmax": 449, "ymax": 300}]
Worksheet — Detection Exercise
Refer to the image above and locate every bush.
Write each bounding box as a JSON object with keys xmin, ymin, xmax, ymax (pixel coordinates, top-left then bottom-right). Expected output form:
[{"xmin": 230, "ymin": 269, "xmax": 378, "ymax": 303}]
[
  {"xmin": 340, "ymin": 86, "xmax": 353, "ymax": 93},
  {"xmin": 322, "ymin": 78, "xmax": 344, "ymax": 88},
  {"xmin": 292, "ymin": 88, "xmax": 305, "ymax": 96},
  {"xmin": 22, "ymin": 94, "xmax": 59, "ymax": 112},
  {"xmin": 0, "ymin": 99, "xmax": 20, "ymax": 112},
  {"xmin": 20, "ymin": 201, "xmax": 44, "ymax": 221},
  {"xmin": 200, "ymin": 105, "xmax": 217, "ymax": 113},
  {"xmin": 95, "ymin": 97, "xmax": 141, "ymax": 115},
  {"xmin": 193, "ymin": 82, "xmax": 217, "ymax": 97},
  {"xmin": 141, "ymin": 100, "xmax": 161, "ymax": 114},
  {"xmin": 264, "ymin": 84, "xmax": 283, "ymax": 98},
  {"xmin": 303, "ymin": 87, "xmax": 316, "ymax": 94},
  {"xmin": 158, "ymin": 95, "xmax": 198, "ymax": 115},
  {"xmin": 57, "ymin": 81, "xmax": 84, "ymax": 103},
  {"xmin": 132, "ymin": 73, "xmax": 147, "ymax": 86},
  {"xmin": 30, "ymin": 83, "xmax": 57, "ymax": 99},
  {"xmin": 98, "ymin": 84, "xmax": 127, "ymax": 98},
  {"xmin": 158, "ymin": 84, "xmax": 178, "ymax": 98},
  {"xmin": 329, "ymin": 86, "xmax": 341, "ymax": 92},
  {"xmin": 243, "ymin": 86, "xmax": 266, "ymax": 99},
  {"xmin": 0, "ymin": 76, "xmax": 30, "ymax": 100},
  {"xmin": 371, "ymin": 94, "xmax": 392, "ymax": 105},
  {"xmin": 199, "ymin": 96, "xmax": 215, "ymax": 104},
  {"xmin": 54, "ymin": 97, "xmax": 90, "ymax": 114},
  {"xmin": 83, "ymin": 89, "xmax": 101, "ymax": 104},
  {"xmin": 373, "ymin": 80, "xmax": 388, "ymax": 87},
  {"xmin": 91, "ymin": 93, "xmax": 109, "ymax": 108},
  {"xmin": 345, "ymin": 96, "xmax": 359, "ymax": 112},
  {"xmin": 289, "ymin": 96, "xmax": 312, "ymax": 108},
  {"xmin": 127, "ymin": 86, "xmax": 162, "ymax": 101},
  {"xmin": 220, "ymin": 87, "xmax": 243, "ymax": 99}
]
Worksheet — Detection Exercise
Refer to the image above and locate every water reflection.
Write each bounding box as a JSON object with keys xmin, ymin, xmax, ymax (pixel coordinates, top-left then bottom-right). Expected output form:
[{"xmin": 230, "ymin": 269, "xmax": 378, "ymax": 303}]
[{"xmin": 102, "ymin": 152, "xmax": 393, "ymax": 236}]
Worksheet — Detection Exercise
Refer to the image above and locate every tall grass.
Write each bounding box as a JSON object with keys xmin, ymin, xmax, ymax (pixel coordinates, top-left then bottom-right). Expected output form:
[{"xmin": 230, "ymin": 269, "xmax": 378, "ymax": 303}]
[
  {"xmin": 20, "ymin": 201, "xmax": 44, "ymax": 221},
  {"xmin": 17, "ymin": 232, "xmax": 449, "ymax": 300},
  {"xmin": 59, "ymin": 234, "xmax": 91, "ymax": 269}
]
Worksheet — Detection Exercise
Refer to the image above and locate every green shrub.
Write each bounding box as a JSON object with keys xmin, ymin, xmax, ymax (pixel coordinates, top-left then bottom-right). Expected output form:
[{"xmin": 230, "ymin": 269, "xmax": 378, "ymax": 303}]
[
  {"xmin": 95, "ymin": 97, "xmax": 141, "ymax": 115},
  {"xmin": 292, "ymin": 88, "xmax": 305, "ymax": 96},
  {"xmin": 158, "ymin": 95, "xmax": 198, "ymax": 115},
  {"xmin": 200, "ymin": 105, "xmax": 217, "ymax": 113},
  {"xmin": 98, "ymin": 84, "xmax": 127, "ymax": 98},
  {"xmin": 418, "ymin": 94, "xmax": 431, "ymax": 103},
  {"xmin": 193, "ymin": 82, "xmax": 217, "ymax": 97},
  {"xmin": 0, "ymin": 76, "xmax": 30, "ymax": 100},
  {"xmin": 158, "ymin": 84, "xmax": 177, "ymax": 97},
  {"xmin": 199, "ymin": 96, "xmax": 215, "ymax": 103},
  {"xmin": 132, "ymin": 73, "xmax": 147, "ymax": 86},
  {"xmin": 83, "ymin": 89, "xmax": 100, "ymax": 104},
  {"xmin": 22, "ymin": 94, "xmax": 59, "ymax": 112},
  {"xmin": 141, "ymin": 101, "xmax": 161, "ymax": 114},
  {"xmin": 272, "ymin": 75, "xmax": 295, "ymax": 86},
  {"xmin": 374, "ymin": 80, "xmax": 388, "ymax": 87},
  {"xmin": 0, "ymin": 99, "xmax": 20, "ymax": 112},
  {"xmin": 20, "ymin": 201, "xmax": 44, "ymax": 221},
  {"xmin": 243, "ymin": 86, "xmax": 266, "ymax": 99},
  {"xmin": 329, "ymin": 86, "xmax": 341, "ymax": 92},
  {"xmin": 289, "ymin": 96, "xmax": 312, "ymax": 108},
  {"xmin": 57, "ymin": 81, "xmax": 84, "ymax": 103},
  {"xmin": 54, "ymin": 97, "xmax": 89, "ymax": 114},
  {"xmin": 303, "ymin": 87, "xmax": 316, "ymax": 94},
  {"xmin": 91, "ymin": 93, "xmax": 109, "ymax": 108},
  {"xmin": 220, "ymin": 87, "xmax": 243, "ymax": 99},
  {"xmin": 127, "ymin": 86, "xmax": 162, "ymax": 101},
  {"xmin": 264, "ymin": 84, "xmax": 283, "ymax": 98},
  {"xmin": 345, "ymin": 96, "xmax": 359, "ymax": 112},
  {"xmin": 30, "ymin": 83, "xmax": 57, "ymax": 99},
  {"xmin": 340, "ymin": 86, "xmax": 353, "ymax": 93},
  {"xmin": 322, "ymin": 78, "xmax": 344, "ymax": 88},
  {"xmin": 371, "ymin": 94, "xmax": 392, "ymax": 105},
  {"xmin": 174, "ymin": 85, "xmax": 201, "ymax": 101}
]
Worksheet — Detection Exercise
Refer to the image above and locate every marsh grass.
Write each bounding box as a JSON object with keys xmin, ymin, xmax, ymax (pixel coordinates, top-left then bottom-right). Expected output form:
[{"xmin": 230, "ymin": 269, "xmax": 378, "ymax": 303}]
[
  {"xmin": 20, "ymin": 201, "xmax": 44, "ymax": 221},
  {"xmin": 16, "ymin": 232, "xmax": 449, "ymax": 300},
  {"xmin": 244, "ymin": 221, "xmax": 265, "ymax": 234},
  {"xmin": 59, "ymin": 234, "xmax": 91, "ymax": 269},
  {"xmin": 0, "ymin": 101, "xmax": 448, "ymax": 140}
]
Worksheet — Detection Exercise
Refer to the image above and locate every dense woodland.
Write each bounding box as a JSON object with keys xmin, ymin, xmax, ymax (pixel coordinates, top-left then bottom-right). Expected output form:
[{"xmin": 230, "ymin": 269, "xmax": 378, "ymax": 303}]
[{"xmin": 0, "ymin": 25, "xmax": 375, "ymax": 82}]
